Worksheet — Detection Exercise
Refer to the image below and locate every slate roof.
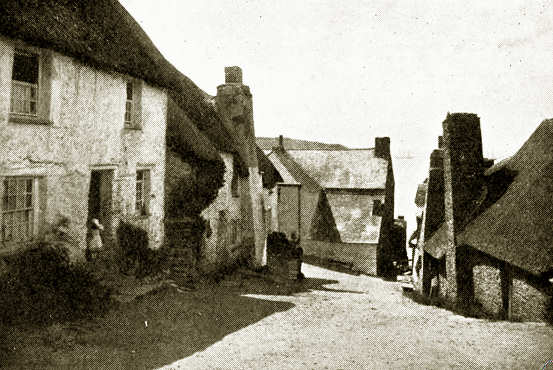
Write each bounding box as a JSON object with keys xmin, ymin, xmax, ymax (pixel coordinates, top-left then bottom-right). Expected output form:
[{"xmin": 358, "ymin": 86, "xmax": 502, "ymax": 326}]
[
  {"xmin": 0, "ymin": 0, "xmax": 239, "ymax": 162},
  {"xmin": 286, "ymin": 149, "xmax": 389, "ymax": 189},
  {"xmin": 256, "ymin": 137, "xmax": 347, "ymax": 151},
  {"xmin": 458, "ymin": 119, "xmax": 553, "ymax": 275},
  {"xmin": 267, "ymin": 149, "xmax": 321, "ymax": 191}
]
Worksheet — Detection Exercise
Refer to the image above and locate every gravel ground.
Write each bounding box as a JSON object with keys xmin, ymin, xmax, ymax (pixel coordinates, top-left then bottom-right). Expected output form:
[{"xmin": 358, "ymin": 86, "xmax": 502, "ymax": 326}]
[{"xmin": 161, "ymin": 263, "xmax": 553, "ymax": 370}]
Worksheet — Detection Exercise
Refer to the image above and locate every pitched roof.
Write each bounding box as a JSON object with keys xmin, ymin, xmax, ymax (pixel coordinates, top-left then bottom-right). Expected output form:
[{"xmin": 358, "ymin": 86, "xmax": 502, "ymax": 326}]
[
  {"xmin": 458, "ymin": 119, "xmax": 553, "ymax": 275},
  {"xmin": 286, "ymin": 149, "xmax": 389, "ymax": 189},
  {"xmin": 256, "ymin": 137, "xmax": 347, "ymax": 151},
  {"xmin": 0, "ymin": 0, "xmax": 239, "ymax": 161},
  {"xmin": 267, "ymin": 149, "xmax": 321, "ymax": 191},
  {"xmin": 424, "ymin": 222, "xmax": 447, "ymax": 259},
  {"xmin": 256, "ymin": 146, "xmax": 283, "ymax": 189}
]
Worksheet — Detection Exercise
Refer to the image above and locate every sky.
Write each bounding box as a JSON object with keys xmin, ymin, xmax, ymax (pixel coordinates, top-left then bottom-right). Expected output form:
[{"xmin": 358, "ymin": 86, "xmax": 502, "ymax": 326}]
[{"xmin": 119, "ymin": 0, "xmax": 553, "ymax": 232}]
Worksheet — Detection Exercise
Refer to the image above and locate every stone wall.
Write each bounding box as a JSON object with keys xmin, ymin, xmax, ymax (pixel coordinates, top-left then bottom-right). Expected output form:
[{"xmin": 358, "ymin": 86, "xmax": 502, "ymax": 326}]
[
  {"xmin": 473, "ymin": 264, "xmax": 503, "ymax": 317},
  {"xmin": 277, "ymin": 184, "xmax": 301, "ymax": 239},
  {"xmin": 302, "ymin": 239, "xmax": 378, "ymax": 275},
  {"xmin": 512, "ymin": 276, "xmax": 551, "ymax": 322},
  {"xmin": 201, "ymin": 153, "xmax": 242, "ymax": 267},
  {"xmin": 0, "ymin": 38, "xmax": 166, "ymax": 258}
]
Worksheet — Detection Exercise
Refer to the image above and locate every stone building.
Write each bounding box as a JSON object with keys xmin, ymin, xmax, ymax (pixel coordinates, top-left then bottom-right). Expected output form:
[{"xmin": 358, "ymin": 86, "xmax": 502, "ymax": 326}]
[
  {"xmin": 415, "ymin": 113, "xmax": 553, "ymax": 321},
  {"xmin": 0, "ymin": 0, "xmax": 175, "ymax": 259},
  {"xmin": 260, "ymin": 136, "xmax": 399, "ymax": 276}
]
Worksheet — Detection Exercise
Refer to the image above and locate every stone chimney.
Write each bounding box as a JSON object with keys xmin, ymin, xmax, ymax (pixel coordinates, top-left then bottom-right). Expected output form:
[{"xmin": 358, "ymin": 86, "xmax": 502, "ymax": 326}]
[
  {"xmin": 279, "ymin": 135, "xmax": 284, "ymax": 149},
  {"xmin": 441, "ymin": 112, "xmax": 484, "ymax": 303},
  {"xmin": 424, "ymin": 149, "xmax": 445, "ymax": 239},
  {"xmin": 375, "ymin": 137, "xmax": 390, "ymax": 159},
  {"xmin": 215, "ymin": 66, "xmax": 265, "ymax": 267},
  {"xmin": 225, "ymin": 66, "xmax": 243, "ymax": 84},
  {"xmin": 438, "ymin": 136, "xmax": 444, "ymax": 149}
]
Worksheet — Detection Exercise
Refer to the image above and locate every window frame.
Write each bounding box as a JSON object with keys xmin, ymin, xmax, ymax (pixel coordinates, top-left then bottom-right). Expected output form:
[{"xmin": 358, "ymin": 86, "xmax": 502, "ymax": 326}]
[
  {"xmin": 0, "ymin": 176, "xmax": 40, "ymax": 243},
  {"xmin": 124, "ymin": 79, "xmax": 142, "ymax": 130},
  {"xmin": 10, "ymin": 49, "xmax": 40, "ymax": 117},
  {"xmin": 135, "ymin": 169, "xmax": 151, "ymax": 217},
  {"xmin": 8, "ymin": 43, "xmax": 53, "ymax": 125}
]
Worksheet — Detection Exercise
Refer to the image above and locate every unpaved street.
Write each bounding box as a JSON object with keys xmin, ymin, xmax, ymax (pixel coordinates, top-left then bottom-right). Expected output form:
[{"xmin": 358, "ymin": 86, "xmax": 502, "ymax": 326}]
[{"xmin": 161, "ymin": 263, "xmax": 553, "ymax": 370}]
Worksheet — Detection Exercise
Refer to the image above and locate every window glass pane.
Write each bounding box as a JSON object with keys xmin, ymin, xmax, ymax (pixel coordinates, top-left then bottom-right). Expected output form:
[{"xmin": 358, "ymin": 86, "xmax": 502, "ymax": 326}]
[
  {"xmin": 126, "ymin": 82, "xmax": 133, "ymax": 100},
  {"xmin": 13, "ymin": 51, "xmax": 39, "ymax": 84},
  {"xmin": 136, "ymin": 171, "xmax": 143, "ymax": 181}
]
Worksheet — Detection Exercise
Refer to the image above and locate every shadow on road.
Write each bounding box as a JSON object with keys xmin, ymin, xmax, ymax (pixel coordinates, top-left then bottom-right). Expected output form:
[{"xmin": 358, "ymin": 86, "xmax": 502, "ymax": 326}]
[
  {"xmin": 1, "ymin": 284, "xmax": 295, "ymax": 370},
  {"xmin": 302, "ymin": 255, "xmax": 362, "ymax": 276}
]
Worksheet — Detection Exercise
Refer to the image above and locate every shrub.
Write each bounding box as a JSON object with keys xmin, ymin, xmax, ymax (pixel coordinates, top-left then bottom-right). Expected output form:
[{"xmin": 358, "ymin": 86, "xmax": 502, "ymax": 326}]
[
  {"xmin": 117, "ymin": 222, "xmax": 168, "ymax": 278},
  {"xmin": 0, "ymin": 242, "xmax": 112, "ymax": 326}
]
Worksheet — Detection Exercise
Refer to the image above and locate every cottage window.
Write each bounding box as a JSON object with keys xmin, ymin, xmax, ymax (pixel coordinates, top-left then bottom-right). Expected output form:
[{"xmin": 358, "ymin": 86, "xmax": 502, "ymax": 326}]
[
  {"xmin": 11, "ymin": 50, "xmax": 39, "ymax": 116},
  {"xmin": 124, "ymin": 80, "xmax": 142, "ymax": 129},
  {"xmin": 125, "ymin": 82, "xmax": 133, "ymax": 126},
  {"xmin": 136, "ymin": 170, "xmax": 150, "ymax": 216},
  {"xmin": 1, "ymin": 177, "xmax": 38, "ymax": 242}
]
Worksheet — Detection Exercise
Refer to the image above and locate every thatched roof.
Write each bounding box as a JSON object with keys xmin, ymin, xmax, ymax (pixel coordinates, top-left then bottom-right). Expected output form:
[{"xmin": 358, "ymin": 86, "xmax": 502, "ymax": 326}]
[
  {"xmin": 166, "ymin": 98, "xmax": 221, "ymax": 163},
  {"xmin": 0, "ymin": 0, "xmax": 238, "ymax": 160},
  {"xmin": 459, "ymin": 119, "xmax": 553, "ymax": 275}
]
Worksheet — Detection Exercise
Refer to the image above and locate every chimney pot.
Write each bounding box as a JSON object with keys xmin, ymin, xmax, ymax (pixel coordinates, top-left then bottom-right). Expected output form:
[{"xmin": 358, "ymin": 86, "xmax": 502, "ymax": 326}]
[
  {"xmin": 225, "ymin": 66, "xmax": 243, "ymax": 84},
  {"xmin": 375, "ymin": 137, "xmax": 390, "ymax": 159}
]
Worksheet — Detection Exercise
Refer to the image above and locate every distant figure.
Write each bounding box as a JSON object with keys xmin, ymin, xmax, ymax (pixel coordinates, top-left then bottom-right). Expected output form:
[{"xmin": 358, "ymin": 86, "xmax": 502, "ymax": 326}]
[
  {"xmin": 87, "ymin": 218, "xmax": 104, "ymax": 262},
  {"xmin": 290, "ymin": 232, "xmax": 304, "ymax": 280}
]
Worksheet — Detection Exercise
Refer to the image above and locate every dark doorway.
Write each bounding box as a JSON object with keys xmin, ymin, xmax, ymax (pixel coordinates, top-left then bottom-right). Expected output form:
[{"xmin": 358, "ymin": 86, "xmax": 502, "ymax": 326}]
[{"xmin": 87, "ymin": 170, "xmax": 114, "ymax": 245}]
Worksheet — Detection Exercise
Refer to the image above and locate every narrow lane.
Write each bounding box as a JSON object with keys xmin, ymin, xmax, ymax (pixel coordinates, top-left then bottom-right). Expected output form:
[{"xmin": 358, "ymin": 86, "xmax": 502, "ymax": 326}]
[{"xmin": 161, "ymin": 264, "xmax": 553, "ymax": 369}]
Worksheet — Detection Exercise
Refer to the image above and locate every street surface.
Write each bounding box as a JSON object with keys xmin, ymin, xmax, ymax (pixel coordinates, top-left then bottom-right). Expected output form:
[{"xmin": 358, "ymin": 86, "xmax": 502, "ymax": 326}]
[{"xmin": 160, "ymin": 263, "xmax": 553, "ymax": 369}]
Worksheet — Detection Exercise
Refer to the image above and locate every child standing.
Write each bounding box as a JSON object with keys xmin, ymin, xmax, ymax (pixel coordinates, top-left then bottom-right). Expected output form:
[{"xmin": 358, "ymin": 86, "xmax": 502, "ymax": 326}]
[{"xmin": 86, "ymin": 218, "xmax": 104, "ymax": 262}]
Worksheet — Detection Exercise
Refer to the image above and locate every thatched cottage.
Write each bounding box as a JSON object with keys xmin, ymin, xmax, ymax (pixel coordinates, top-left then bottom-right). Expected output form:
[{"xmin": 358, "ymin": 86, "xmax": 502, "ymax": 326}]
[{"xmin": 414, "ymin": 113, "xmax": 553, "ymax": 322}]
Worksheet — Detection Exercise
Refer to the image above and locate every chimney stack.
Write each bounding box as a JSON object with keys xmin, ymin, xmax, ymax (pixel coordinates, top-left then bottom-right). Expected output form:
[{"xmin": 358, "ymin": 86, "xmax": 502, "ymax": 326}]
[
  {"xmin": 441, "ymin": 112, "xmax": 484, "ymax": 302},
  {"xmin": 225, "ymin": 66, "xmax": 243, "ymax": 84},
  {"xmin": 442, "ymin": 113, "xmax": 484, "ymax": 232},
  {"xmin": 424, "ymin": 149, "xmax": 445, "ymax": 239},
  {"xmin": 375, "ymin": 137, "xmax": 390, "ymax": 159},
  {"xmin": 279, "ymin": 135, "xmax": 284, "ymax": 148}
]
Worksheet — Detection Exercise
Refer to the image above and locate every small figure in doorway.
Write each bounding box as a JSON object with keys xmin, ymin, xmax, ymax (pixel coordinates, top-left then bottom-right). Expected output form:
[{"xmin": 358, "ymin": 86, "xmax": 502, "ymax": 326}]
[{"xmin": 86, "ymin": 218, "xmax": 104, "ymax": 262}]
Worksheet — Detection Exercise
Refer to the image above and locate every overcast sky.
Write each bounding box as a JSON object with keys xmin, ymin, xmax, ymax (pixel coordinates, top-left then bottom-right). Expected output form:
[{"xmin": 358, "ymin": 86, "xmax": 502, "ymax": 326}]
[
  {"xmin": 120, "ymin": 0, "xmax": 553, "ymax": 158},
  {"xmin": 119, "ymin": 0, "xmax": 553, "ymax": 228}
]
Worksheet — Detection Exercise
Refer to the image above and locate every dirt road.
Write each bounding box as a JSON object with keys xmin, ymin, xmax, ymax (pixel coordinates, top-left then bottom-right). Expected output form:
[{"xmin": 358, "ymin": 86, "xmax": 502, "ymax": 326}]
[{"xmin": 161, "ymin": 263, "xmax": 552, "ymax": 370}]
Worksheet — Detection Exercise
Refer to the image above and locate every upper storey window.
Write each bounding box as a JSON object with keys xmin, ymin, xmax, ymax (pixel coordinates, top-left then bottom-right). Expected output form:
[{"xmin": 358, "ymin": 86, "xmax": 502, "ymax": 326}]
[
  {"xmin": 125, "ymin": 81, "xmax": 133, "ymax": 127},
  {"xmin": 11, "ymin": 50, "xmax": 39, "ymax": 116},
  {"xmin": 124, "ymin": 80, "xmax": 142, "ymax": 129}
]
